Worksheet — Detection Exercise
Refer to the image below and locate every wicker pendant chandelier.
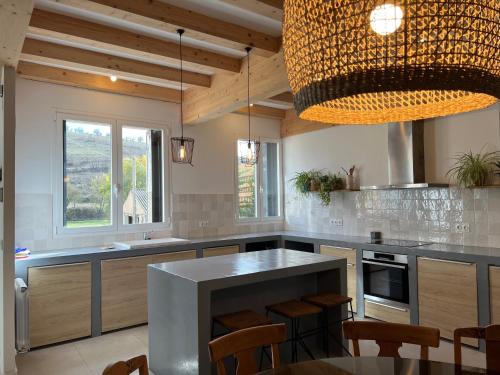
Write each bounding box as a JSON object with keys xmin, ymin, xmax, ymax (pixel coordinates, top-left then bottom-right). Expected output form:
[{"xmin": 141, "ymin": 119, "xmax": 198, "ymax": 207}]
[
  {"xmin": 283, "ymin": 0, "xmax": 500, "ymax": 125},
  {"xmin": 171, "ymin": 29, "xmax": 194, "ymax": 165},
  {"xmin": 239, "ymin": 47, "xmax": 260, "ymax": 166}
]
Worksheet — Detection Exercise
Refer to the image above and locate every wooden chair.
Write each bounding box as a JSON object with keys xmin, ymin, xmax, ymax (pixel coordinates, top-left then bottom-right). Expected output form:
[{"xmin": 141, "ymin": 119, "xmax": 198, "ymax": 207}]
[
  {"xmin": 102, "ymin": 354, "xmax": 148, "ymax": 375},
  {"xmin": 343, "ymin": 321, "xmax": 440, "ymax": 360},
  {"xmin": 454, "ymin": 325, "xmax": 500, "ymax": 371},
  {"xmin": 208, "ymin": 323, "xmax": 286, "ymax": 375}
]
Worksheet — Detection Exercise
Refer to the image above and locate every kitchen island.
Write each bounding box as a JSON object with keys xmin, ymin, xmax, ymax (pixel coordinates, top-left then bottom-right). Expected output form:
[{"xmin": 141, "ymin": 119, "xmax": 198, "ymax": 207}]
[{"xmin": 147, "ymin": 249, "xmax": 348, "ymax": 375}]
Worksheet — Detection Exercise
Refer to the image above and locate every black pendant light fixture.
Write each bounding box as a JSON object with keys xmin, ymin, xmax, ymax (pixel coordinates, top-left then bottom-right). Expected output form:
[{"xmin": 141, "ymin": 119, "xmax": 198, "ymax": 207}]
[
  {"xmin": 239, "ymin": 47, "xmax": 260, "ymax": 166},
  {"xmin": 171, "ymin": 29, "xmax": 194, "ymax": 165}
]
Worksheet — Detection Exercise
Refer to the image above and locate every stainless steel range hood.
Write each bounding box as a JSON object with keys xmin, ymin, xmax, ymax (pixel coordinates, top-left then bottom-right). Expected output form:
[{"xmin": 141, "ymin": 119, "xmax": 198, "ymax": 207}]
[{"xmin": 361, "ymin": 121, "xmax": 448, "ymax": 190}]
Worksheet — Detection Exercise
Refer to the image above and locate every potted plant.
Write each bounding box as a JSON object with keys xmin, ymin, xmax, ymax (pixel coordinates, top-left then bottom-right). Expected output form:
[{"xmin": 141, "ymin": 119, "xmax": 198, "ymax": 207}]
[
  {"xmin": 446, "ymin": 149, "xmax": 500, "ymax": 188},
  {"xmin": 318, "ymin": 173, "xmax": 344, "ymax": 206},
  {"xmin": 308, "ymin": 170, "xmax": 322, "ymax": 192},
  {"xmin": 291, "ymin": 171, "xmax": 312, "ymax": 195}
]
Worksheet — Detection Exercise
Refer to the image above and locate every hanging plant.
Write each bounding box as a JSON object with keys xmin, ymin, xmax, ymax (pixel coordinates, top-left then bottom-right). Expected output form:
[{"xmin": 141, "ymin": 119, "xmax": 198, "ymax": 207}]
[
  {"xmin": 291, "ymin": 170, "xmax": 344, "ymax": 205},
  {"xmin": 318, "ymin": 173, "xmax": 345, "ymax": 206},
  {"xmin": 446, "ymin": 149, "xmax": 500, "ymax": 188}
]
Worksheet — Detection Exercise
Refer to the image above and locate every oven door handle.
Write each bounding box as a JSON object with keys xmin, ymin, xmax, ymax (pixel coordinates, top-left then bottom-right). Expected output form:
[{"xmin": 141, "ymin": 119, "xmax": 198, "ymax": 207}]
[{"xmin": 362, "ymin": 260, "xmax": 407, "ymax": 269}]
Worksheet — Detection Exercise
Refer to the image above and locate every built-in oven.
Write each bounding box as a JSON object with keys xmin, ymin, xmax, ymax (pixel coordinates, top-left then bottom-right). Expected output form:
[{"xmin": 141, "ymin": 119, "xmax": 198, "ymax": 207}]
[{"xmin": 362, "ymin": 250, "xmax": 409, "ymax": 309}]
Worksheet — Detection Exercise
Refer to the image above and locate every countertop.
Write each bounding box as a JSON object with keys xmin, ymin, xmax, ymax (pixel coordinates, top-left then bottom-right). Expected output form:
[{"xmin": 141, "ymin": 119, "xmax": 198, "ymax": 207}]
[
  {"xmin": 149, "ymin": 248, "xmax": 343, "ymax": 283},
  {"xmin": 15, "ymin": 230, "xmax": 500, "ymax": 266}
]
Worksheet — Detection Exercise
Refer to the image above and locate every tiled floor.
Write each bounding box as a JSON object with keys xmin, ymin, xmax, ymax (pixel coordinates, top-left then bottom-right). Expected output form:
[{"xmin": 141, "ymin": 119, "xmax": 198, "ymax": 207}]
[{"xmin": 16, "ymin": 324, "xmax": 486, "ymax": 374}]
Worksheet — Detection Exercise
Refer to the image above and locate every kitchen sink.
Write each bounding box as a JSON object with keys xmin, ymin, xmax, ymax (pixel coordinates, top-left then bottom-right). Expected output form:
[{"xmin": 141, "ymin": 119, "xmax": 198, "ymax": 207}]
[{"xmin": 113, "ymin": 237, "xmax": 190, "ymax": 250}]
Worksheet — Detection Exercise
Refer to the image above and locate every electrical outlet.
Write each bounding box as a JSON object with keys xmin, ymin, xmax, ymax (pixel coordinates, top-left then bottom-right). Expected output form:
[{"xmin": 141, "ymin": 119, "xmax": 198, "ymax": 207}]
[
  {"xmin": 462, "ymin": 223, "xmax": 470, "ymax": 232},
  {"xmin": 198, "ymin": 220, "xmax": 209, "ymax": 227},
  {"xmin": 330, "ymin": 218, "xmax": 343, "ymax": 227},
  {"xmin": 454, "ymin": 223, "xmax": 464, "ymax": 232}
]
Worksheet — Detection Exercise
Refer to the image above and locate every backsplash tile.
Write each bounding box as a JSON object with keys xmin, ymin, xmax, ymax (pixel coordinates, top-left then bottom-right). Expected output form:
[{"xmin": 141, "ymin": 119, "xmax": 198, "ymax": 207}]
[
  {"xmin": 16, "ymin": 193, "xmax": 284, "ymax": 251},
  {"xmin": 285, "ymin": 186, "xmax": 500, "ymax": 248}
]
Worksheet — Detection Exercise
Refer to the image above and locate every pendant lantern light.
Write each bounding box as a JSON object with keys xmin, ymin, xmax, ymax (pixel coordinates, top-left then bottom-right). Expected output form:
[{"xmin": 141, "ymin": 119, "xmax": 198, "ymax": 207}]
[
  {"xmin": 171, "ymin": 29, "xmax": 195, "ymax": 165},
  {"xmin": 239, "ymin": 47, "xmax": 260, "ymax": 166},
  {"xmin": 282, "ymin": 0, "xmax": 499, "ymax": 125}
]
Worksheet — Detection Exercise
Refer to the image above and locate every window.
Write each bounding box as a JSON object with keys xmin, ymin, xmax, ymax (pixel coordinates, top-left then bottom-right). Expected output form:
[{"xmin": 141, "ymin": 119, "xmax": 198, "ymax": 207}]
[
  {"xmin": 236, "ymin": 139, "xmax": 282, "ymax": 221},
  {"xmin": 56, "ymin": 113, "xmax": 168, "ymax": 234}
]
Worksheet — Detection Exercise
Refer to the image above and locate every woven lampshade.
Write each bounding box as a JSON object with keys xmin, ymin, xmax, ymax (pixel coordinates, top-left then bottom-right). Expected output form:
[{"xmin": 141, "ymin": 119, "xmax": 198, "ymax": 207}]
[
  {"xmin": 283, "ymin": 0, "xmax": 500, "ymax": 125},
  {"xmin": 171, "ymin": 137, "xmax": 195, "ymax": 164}
]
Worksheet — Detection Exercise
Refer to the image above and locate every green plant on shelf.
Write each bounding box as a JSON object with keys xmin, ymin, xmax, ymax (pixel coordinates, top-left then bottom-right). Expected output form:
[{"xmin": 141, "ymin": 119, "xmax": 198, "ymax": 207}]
[
  {"xmin": 446, "ymin": 148, "xmax": 500, "ymax": 188},
  {"xmin": 290, "ymin": 170, "xmax": 344, "ymax": 206}
]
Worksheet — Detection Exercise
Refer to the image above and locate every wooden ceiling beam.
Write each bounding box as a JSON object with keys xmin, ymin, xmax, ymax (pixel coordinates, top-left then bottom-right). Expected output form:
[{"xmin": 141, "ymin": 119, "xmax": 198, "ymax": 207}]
[
  {"xmin": 270, "ymin": 91, "xmax": 293, "ymax": 103},
  {"xmin": 21, "ymin": 38, "xmax": 211, "ymax": 88},
  {"xmin": 281, "ymin": 109, "xmax": 332, "ymax": 138},
  {"xmin": 184, "ymin": 51, "xmax": 289, "ymax": 124},
  {"xmin": 17, "ymin": 61, "xmax": 181, "ymax": 103},
  {"xmin": 258, "ymin": 0, "xmax": 283, "ymax": 9},
  {"xmin": 55, "ymin": 0, "xmax": 281, "ymax": 57},
  {"xmin": 234, "ymin": 105, "xmax": 286, "ymax": 120},
  {"xmin": 0, "ymin": 0, "xmax": 34, "ymax": 66},
  {"xmin": 28, "ymin": 9, "xmax": 241, "ymax": 74},
  {"xmin": 220, "ymin": 0, "xmax": 283, "ymax": 22}
]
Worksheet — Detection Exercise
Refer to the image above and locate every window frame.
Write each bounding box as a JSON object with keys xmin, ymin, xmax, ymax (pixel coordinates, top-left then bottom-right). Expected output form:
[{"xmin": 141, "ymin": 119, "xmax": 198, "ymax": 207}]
[
  {"xmin": 234, "ymin": 137, "xmax": 283, "ymax": 223},
  {"xmin": 53, "ymin": 111, "xmax": 171, "ymax": 237}
]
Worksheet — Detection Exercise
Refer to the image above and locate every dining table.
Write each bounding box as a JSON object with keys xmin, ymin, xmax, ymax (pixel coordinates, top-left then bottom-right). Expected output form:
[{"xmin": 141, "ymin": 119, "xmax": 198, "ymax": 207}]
[{"xmin": 257, "ymin": 357, "xmax": 488, "ymax": 374}]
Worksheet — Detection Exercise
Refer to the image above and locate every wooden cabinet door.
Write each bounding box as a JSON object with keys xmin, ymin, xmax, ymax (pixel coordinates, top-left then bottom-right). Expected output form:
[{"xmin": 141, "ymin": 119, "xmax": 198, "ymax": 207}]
[
  {"xmin": 29, "ymin": 262, "xmax": 91, "ymax": 347},
  {"xmin": 203, "ymin": 245, "xmax": 240, "ymax": 258},
  {"xmin": 101, "ymin": 255, "xmax": 151, "ymax": 332},
  {"xmin": 418, "ymin": 257, "xmax": 478, "ymax": 347},
  {"xmin": 364, "ymin": 300, "xmax": 410, "ymax": 324},
  {"xmin": 152, "ymin": 250, "xmax": 196, "ymax": 264},
  {"xmin": 320, "ymin": 245, "xmax": 357, "ymax": 312},
  {"xmin": 101, "ymin": 251, "xmax": 197, "ymax": 332},
  {"xmin": 489, "ymin": 266, "xmax": 500, "ymax": 324}
]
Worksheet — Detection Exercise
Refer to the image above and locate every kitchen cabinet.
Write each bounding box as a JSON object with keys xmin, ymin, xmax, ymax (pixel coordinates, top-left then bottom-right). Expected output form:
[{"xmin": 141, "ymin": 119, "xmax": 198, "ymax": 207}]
[
  {"xmin": 418, "ymin": 257, "xmax": 478, "ymax": 347},
  {"xmin": 202, "ymin": 245, "xmax": 240, "ymax": 257},
  {"xmin": 101, "ymin": 250, "xmax": 196, "ymax": 332},
  {"xmin": 320, "ymin": 245, "xmax": 357, "ymax": 312},
  {"xmin": 29, "ymin": 262, "xmax": 91, "ymax": 347},
  {"xmin": 489, "ymin": 266, "xmax": 500, "ymax": 324},
  {"xmin": 364, "ymin": 299, "xmax": 410, "ymax": 324}
]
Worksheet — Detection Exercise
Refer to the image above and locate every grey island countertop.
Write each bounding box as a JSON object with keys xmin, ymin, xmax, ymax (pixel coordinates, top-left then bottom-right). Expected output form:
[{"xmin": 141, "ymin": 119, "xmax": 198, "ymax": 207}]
[
  {"xmin": 150, "ymin": 248, "xmax": 345, "ymax": 284},
  {"xmin": 148, "ymin": 249, "xmax": 348, "ymax": 374}
]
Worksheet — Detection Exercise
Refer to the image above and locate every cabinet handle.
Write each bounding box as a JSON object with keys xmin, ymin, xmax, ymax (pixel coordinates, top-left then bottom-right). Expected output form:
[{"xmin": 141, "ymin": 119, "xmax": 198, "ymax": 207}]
[
  {"xmin": 367, "ymin": 300, "xmax": 408, "ymax": 312},
  {"xmin": 419, "ymin": 257, "xmax": 474, "ymax": 266}
]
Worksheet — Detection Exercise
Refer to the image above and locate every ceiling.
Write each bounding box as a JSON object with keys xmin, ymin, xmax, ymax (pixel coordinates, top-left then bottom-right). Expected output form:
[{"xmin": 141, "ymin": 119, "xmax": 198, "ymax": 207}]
[{"xmin": 16, "ymin": 0, "xmax": 292, "ymax": 119}]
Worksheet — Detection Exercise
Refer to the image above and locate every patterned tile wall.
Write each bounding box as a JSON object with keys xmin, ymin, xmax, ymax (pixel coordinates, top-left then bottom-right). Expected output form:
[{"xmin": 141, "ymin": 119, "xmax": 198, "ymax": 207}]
[
  {"xmin": 285, "ymin": 186, "xmax": 500, "ymax": 247},
  {"xmin": 15, "ymin": 193, "xmax": 284, "ymax": 251},
  {"xmin": 171, "ymin": 194, "xmax": 284, "ymax": 238}
]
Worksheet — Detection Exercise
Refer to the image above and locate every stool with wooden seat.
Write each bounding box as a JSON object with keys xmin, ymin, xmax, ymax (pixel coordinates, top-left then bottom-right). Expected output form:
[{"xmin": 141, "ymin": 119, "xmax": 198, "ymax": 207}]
[
  {"xmin": 302, "ymin": 292, "xmax": 355, "ymax": 356},
  {"xmin": 265, "ymin": 300, "xmax": 322, "ymax": 363},
  {"xmin": 212, "ymin": 310, "xmax": 272, "ymax": 335}
]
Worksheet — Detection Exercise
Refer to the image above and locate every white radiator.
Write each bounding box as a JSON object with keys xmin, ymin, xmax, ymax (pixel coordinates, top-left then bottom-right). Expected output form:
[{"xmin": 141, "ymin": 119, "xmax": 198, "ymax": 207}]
[{"xmin": 15, "ymin": 278, "xmax": 29, "ymax": 353}]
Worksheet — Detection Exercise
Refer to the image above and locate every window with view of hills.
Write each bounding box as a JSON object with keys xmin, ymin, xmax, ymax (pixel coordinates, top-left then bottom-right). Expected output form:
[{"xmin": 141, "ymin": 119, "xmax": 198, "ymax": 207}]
[
  {"xmin": 60, "ymin": 116, "xmax": 167, "ymax": 233},
  {"xmin": 236, "ymin": 139, "xmax": 281, "ymax": 221}
]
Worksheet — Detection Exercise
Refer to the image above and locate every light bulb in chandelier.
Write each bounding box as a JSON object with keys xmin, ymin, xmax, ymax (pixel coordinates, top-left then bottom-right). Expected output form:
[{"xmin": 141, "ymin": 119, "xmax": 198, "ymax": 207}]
[
  {"xmin": 246, "ymin": 142, "xmax": 253, "ymax": 162},
  {"xmin": 179, "ymin": 142, "xmax": 186, "ymax": 161},
  {"xmin": 370, "ymin": 4, "xmax": 403, "ymax": 35}
]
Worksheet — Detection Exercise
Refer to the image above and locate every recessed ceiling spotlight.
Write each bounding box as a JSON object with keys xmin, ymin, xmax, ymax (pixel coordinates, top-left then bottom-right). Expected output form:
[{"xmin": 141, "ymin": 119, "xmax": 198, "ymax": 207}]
[{"xmin": 110, "ymin": 75, "xmax": 117, "ymax": 82}]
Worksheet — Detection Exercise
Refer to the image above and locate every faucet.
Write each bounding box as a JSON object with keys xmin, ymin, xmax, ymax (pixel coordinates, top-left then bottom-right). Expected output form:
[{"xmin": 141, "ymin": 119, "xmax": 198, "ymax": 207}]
[{"xmin": 143, "ymin": 231, "xmax": 153, "ymax": 240}]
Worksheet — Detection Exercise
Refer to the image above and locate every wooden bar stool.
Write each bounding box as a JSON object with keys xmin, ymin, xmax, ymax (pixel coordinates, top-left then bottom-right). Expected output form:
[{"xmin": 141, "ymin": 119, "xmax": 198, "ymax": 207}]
[
  {"xmin": 212, "ymin": 310, "xmax": 272, "ymax": 336},
  {"xmin": 265, "ymin": 300, "xmax": 322, "ymax": 363},
  {"xmin": 302, "ymin": 292, "xmax": 355, "ymax": 356}
]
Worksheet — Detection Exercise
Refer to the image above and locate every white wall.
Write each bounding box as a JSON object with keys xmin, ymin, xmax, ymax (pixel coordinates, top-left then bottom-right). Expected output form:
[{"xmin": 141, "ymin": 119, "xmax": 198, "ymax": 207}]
[
  {"xmin": 173, "ymin": 113, "xmax": 281, "ymax": 195},
  {"xmin": 15, "ymin": 78, "xmax": 281, "ymax": 251},
  {"xmin": 283, "ymin": 103, "xmax": 500, "ymax": 186}
]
